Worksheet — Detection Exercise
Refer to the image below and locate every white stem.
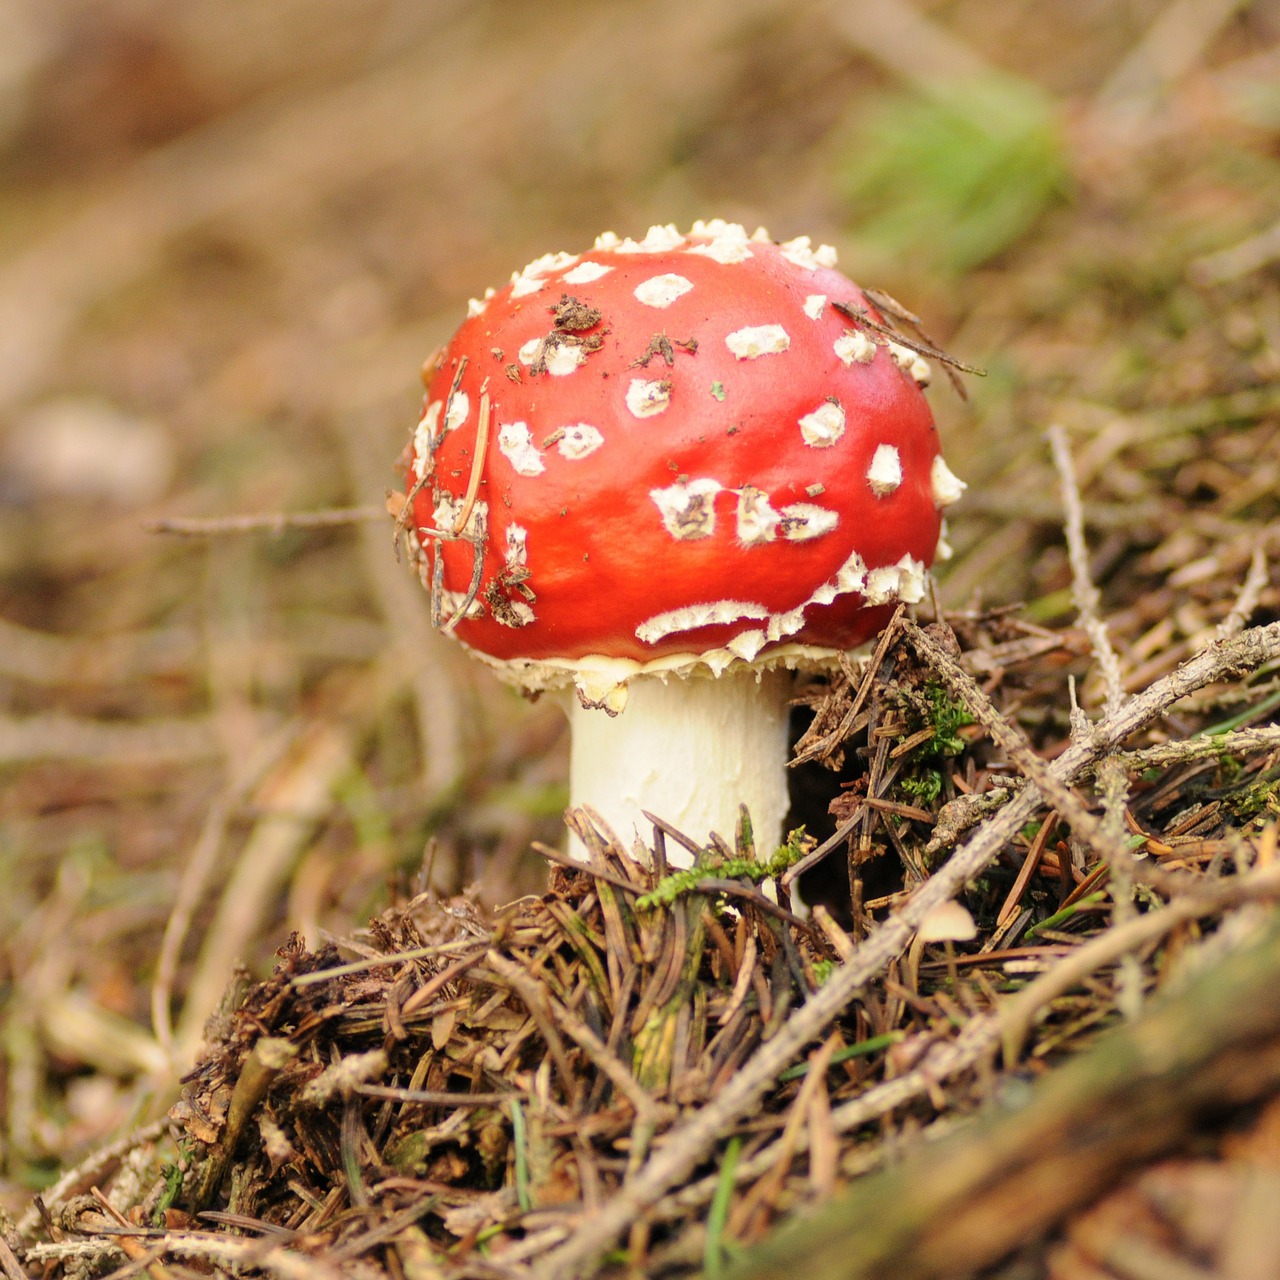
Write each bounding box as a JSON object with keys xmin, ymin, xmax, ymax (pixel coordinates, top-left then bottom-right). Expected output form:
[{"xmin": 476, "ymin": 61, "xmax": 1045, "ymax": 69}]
[{"xmin": 567, "ymin": 667, "xmax": 792, "ymax": 866}]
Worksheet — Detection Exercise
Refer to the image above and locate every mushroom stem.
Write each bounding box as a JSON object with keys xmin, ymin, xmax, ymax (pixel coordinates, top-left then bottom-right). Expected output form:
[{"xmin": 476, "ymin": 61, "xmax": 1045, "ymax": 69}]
[{"xmin": 567, "ymin": 667, "xmax": 793, "ymax": 867}]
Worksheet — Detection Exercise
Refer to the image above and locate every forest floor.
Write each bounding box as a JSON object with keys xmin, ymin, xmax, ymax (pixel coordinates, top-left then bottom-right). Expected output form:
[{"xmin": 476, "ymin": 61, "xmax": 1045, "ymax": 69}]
[{"xmin": 1, "ymin": 2, "xmax": 1279, "ymax": 1276}]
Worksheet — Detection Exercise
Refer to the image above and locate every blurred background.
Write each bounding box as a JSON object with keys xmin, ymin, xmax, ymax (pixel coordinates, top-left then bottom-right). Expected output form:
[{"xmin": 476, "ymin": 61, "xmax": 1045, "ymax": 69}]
[{"xmin": 1, "ymin": 0, "xmax": 1277, "ymax": 1194}]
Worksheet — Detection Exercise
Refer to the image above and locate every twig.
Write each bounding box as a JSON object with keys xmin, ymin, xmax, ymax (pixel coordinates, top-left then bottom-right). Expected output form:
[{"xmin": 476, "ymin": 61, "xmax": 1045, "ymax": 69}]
[
  {"xmin": 831, "ymin": 301, "xmax": 985, "ymax": 378},
  {"xmin": 1048, "ymin": 424, "xmax": 1126, "ymax": 718},
  {"xmin": 531, "ymin": 841, "xmax": 645, "ymax": 895},
  {"xmin": 756, "ymin": 712, "xmax": 1280, "ymax": 1194},
  {"xmin": 144, "ymin": 506, "xmax": 387, "ymax": 537},
  {"xmin": 287, "ymin": 939, "xmax": 485, "ymax": 986},
  {"xmin": 538, "ymin": 620, "xmax": 1280, "ymax": 1279},
  {"xmin": 1111, "ymin": 724, "xmax": 1280, "ymax": 770},
  {"xmin": 354, "ymin": 1085, "xmax": 513, "ymax": 1107},
  {"xmin": 483, "ymin": 952, "xmax": 581, "ymax": 1107},
  {"xmin": 736, "ymin": 915, "xmax": 1280, "ymax": 1280},
  {"xmin": 16, "ymin": 1119, "xmax": 169, "ymax": 1239},
  {"xmin": 1217, "ymin": 547, "xmax": 1269, "ymax": 641},
  {"xmin": 0, "ymin": 1234, "xmax": 25, "ymax": 1280},
  {"xmin": 191, "ymin": 1037, "xmax": 298, "ymax": 1209},
  {"xmin": 452, "ymin": 386, "xmax": 491, "ymax": 536},
  {"xmin": 440, "ymin": 507, "xmax": 488, "ymax": 637},
  {"xmin": 998, "ymin": 860, "xmax": 1280, "ymax": 1064},
  {"xmin": 904, "ymin": 623, "xmax": 1137, "ymax": 875},
  {"xmin": 88, "ymin": 1188, "xmax": 176, "ymax": 1280}
]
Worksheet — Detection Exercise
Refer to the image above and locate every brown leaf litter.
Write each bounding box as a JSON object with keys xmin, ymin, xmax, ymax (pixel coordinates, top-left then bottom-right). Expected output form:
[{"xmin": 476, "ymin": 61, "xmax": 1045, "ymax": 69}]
[{"xmin": 12, "ymin": 602, "xmax": 1280, "ymax": 1279}]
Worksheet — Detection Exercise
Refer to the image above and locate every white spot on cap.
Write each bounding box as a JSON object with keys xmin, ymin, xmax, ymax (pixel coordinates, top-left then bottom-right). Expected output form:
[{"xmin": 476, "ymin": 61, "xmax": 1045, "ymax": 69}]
[
  {"xmin": 835, "ymin": 550, "xmax": 868, "ymax": 594},
  {"xmin": 779, "ymin": 236, "xmax": 839, "ymax": 270},
  {"xmin": 563, "ymin": 261, "xmax": 613, "ymax": 285},
  {"xmin": 516, "ymin": 250, "xmax": 578, "ymax": 282},
  {"xmin": 640, "ymin": 224, "xmax": 685, "ymax": 251},
  {"xmin": 735, "ymin": 485, "xmax": 780, "ymax": 546},
  {"xmin": 432, "ymin": 494, "xmax": 488, "ymax": 539},
  {"xmin": 866, "ymin": 443, "xmax": 903, "ymax": 496},
  {"xmin": 864, "ymin": 554, "xmax": 927, "ymax": 605},
  {"xmin": 519, "ymin": 337, "xmax": 587, "ymax": 376},
  {"xmin": 626, "ymin": 378, "xmax": 672, "ymax": 418},
  {"xmin": 412, "ymin": 401, "xmax": 443, "ymax": 480},
  {"xmin": 799, "ymin": 400, "xmax": 846, "ymax": 448},
  {"xmin": 634, "ymin": 273, "xmax": 694, "ymax": 308},
  {"xmin": 593, "ymin": 231, "xmax": 621, "ymax": 250},
  {"xmin": 510, "ymin": 275, "xmax": 545, "ymax": 298},
  {"xmin": 725, "ymin": 324, "xmax": 790, "ymax": 359},
  {"xmin": 897, "ymin": 555, "xmax": 928, "ymax": 603},
  {"xmin": 779, "ymin": 502, "xmax": 838, "ymax": 541},
  {"xmin": 834, "ymin": 331, "xmax": 877, "ymax": 365},
  {"xmin": 466, "ymin": 287, "xmax": 497, "ymax": 317},
  {"xmin": 689, "ymin": 218, "xmax": 745, "ymax": 239},
  {"xmin": 863, "ymin": 564, "xmax": 902, "ymax": 606},
  {"xmin": 444, "ymin": 391, "xmax": 470, "ymax": 433},
  {"xmin": 439, "ymin": 588, "xmax": 485, "ymax": 620},
  {"xmin": 635, "ymin": 599, "xmax": 769, "ymax": 645},
  {"xmin": 689, "ymin": 240, "xmax": 753, "ymax": 264},
  {"xmin": 497, "ymin": 422, "xmax": 545, "ymax": 476},
  {"xmin": 505, "ymin": 523, "xmax": 529, "ymax": 568},
  {"xmin": 556, "ymin": 423, "xmax": 604, "ymax": 459},
  {"xmin": 493, "ymin": 600, "xmax": 535, "ymax": 629},
  {"xmin": 617, "ymin": 224, "xmax": 685, "ymax": 253},
  {"xmin": 931, "ymin": 456, "xmax": 967, "ymax": 508},
  {"xmin": 687, "ymin": 220, "xmax": 754, "ymax": 264},
  {"xmin": 889, "ymin": 342, "xmax": 932, "ymax": 386},
  {"xmin": 650, "ymin": 478, "xmax": 721, "ymax": 539},
  {"xmin": 803, "ymin": 294, "xmax": 827, "ymax": 319}
]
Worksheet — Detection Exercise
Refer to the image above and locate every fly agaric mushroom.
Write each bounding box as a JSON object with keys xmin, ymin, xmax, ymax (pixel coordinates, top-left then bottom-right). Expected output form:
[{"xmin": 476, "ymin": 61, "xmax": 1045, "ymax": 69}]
[{"xmin": 401, "ymin": 220, "xmax": 964, "ymax": 866}]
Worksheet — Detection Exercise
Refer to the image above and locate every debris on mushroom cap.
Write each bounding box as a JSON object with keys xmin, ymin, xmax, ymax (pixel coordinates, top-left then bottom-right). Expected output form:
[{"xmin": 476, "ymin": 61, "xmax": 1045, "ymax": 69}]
[{"xmin": 406, "ymin": 222, "xmax": 963, "ymax": 700}]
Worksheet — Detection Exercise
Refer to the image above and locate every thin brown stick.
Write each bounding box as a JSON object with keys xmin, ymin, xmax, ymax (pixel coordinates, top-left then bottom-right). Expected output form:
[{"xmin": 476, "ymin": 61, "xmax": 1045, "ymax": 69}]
[
  {"xmin": 0, "ymin": 1236, "xmax": 24, "ymax": 1280},
  {"xmin": 831, "ymin": 300, "xmax": 986, "ymax": 377},
  {"xmin": 440, "ymin": 506, "xmax": 487, "ymax": 637},
  {"xmin": 144, "ymin": 506, "xmax": 387, "ymax": 537},
  {"xmin": 531, "ymin": 841, "xmax": 645, "ymax": 895},
  {"xmin": 452, "ymin": 387, "xmax": 491, "ymax": 536},
  {"xmin": 1217, "ymin": 546, "xmax": 1269, "ymax": 640},
  {"xmin": 1048, "ymin": 424, "xmax": 1126, "ymax": 718},
  {"xmin": 394, "ymin": 355, "xmax": 470, "ymax": 555}
]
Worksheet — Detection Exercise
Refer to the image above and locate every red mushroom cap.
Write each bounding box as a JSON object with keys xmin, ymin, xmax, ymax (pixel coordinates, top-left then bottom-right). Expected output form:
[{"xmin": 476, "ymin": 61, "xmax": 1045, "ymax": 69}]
[{"xmin": 405, "ymin": 222, "xmax": 963, "ymax": 695}]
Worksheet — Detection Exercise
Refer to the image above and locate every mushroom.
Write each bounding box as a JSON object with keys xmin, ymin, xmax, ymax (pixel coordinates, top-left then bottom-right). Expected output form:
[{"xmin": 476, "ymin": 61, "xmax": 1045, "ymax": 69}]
[{"xmin": 401, "ymin": 221, "xmax": 964, "ymax": 866}]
